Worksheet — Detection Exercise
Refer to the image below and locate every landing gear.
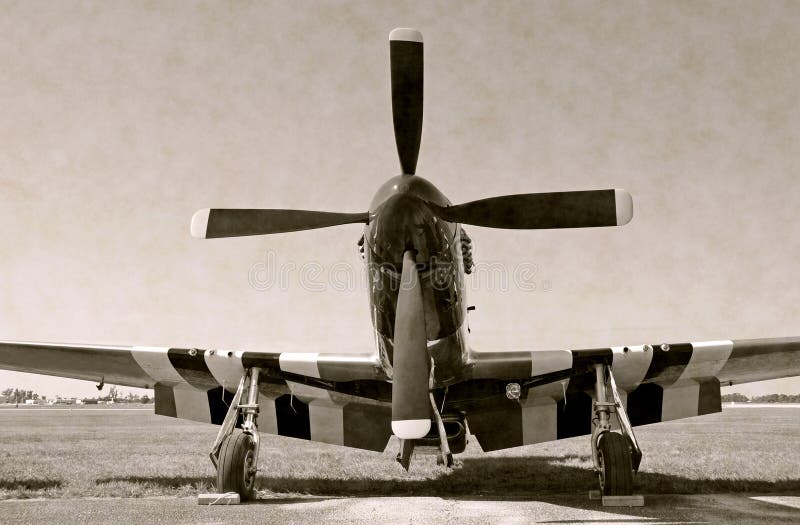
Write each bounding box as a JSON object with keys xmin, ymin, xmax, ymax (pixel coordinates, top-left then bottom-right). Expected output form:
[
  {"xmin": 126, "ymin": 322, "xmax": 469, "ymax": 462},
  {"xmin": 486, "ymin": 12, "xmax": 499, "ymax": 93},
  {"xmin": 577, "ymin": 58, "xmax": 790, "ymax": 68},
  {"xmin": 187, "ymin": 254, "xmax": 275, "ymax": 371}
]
[
  {"xmin": 210, "ymin": 367, "xmax": 261, "ymax": 500},
  {"xmin": 430, "ymin": 393, "xmax": 453, "ymax": 467},
  {"xmin": 217, "ymin": 431, "xmax": 257, "ymax": 498},
  {"xmin": 590, "ymin": 363, "xmax": 641, "ymax": 497},
  {"xmin": 597, "ymin": 431, "xmax": 633, "ymax": 495}
]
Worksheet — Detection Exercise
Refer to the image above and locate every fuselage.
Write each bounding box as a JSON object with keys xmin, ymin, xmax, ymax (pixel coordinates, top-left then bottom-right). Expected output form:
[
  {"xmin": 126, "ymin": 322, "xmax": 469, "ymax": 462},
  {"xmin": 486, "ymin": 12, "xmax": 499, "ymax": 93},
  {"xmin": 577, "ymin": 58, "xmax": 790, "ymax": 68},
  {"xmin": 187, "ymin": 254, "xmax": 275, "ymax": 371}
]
[{"xmin": 363, "ymin": 175, "xmax": 470, "ymax": 385}]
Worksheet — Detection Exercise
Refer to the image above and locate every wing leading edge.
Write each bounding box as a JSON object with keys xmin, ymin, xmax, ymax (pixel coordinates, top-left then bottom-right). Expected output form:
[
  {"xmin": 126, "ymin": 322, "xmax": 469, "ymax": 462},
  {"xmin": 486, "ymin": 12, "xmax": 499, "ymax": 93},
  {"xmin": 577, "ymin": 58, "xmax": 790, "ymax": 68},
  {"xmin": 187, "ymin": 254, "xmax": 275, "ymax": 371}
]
[
  {"xmin": 0, "ymin": 341, "xmax": 394, "ymax": 452},
  {"xmin": 2, "ymin": 337, "xmax": 798, "ymax": 453},
  {"xmin": 462, "ymin": 337, "xmax": 800, "ymax": 451},
  {"xmin": 0, "ymin": 341, "xmax": 388, "ymax": 390}
]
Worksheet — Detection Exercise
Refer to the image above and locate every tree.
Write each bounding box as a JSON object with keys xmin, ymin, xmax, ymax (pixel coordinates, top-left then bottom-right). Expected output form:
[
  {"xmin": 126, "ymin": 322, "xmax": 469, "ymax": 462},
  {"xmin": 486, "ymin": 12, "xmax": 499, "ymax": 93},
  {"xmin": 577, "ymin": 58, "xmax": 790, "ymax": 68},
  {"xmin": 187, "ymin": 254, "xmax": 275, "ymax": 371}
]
[{"xmin": 721, "ymin": 393, "xmax": 748, "ymax": 403}]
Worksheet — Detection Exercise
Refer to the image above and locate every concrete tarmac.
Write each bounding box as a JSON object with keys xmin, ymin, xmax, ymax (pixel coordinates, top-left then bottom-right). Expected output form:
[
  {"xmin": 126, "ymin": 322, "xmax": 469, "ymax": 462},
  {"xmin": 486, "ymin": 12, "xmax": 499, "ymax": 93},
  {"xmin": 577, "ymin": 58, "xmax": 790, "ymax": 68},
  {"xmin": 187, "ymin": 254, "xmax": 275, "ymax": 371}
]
[{"xmin": 1, "ymin": 493, "xmax": 799, "ymax": 524}]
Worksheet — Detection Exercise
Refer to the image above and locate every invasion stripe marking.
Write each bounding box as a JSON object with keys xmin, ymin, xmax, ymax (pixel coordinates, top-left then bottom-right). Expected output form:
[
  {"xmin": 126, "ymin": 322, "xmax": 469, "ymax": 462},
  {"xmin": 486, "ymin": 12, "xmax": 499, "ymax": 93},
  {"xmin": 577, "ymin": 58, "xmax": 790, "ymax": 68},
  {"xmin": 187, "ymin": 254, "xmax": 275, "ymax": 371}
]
[
  {"xmin": 342, "ymin": 403, "xmax": 393, "ymax": 452},
  {"xmin": 286, "ymin": 381, "xmax": 332, "ymax": 402},
  {"xmin": 565, "ymin": 348, "xmax": 614, "ymax": 392},
  {"xmin": 154, "ymin": 384, "xmax": 177, "ymax": 417},
  {"xmin": 275, "ymin": 394, "xmax": 311, "ymax": 440},
  {"xmin": 317, "ymin": 354, "xmax": 386, "ymax": 382},
  {"xmin": 255, "ymin": 389, "xmax": 282, "ymax": 435},
  {"xmin": 468, "ymin": 350, "xmax": 534, "ymax": 379},
  {"xmin": 131, "ymin": 346, "xmax": 189, "ymax": 388},
  {"xmin": 530, "ymin": 349, "xmax": 573, "ymax": 377},
  {"xmin": 677, "ymin": 340, "xmax": 733, "ymax": 382},
  {"xmin": 280, "ymin": 353, "xmax": 320, "ymax": 378},
  {"xmin": 626, "ymin": 383, "xmax": 663, "ymax": 426},
  {"xmin": 167, "ymin": 348, "xmax": 220, "ymax": 390},
  {"xmin": 660, "ymin": 380, "xmax": 700, "ymax": 421},
  {"xmin": 521, "ymin": 373, "xmax": 571, "ymax": 445},
  {"xmin": 172, "ymin": 386, "xmax": 212, "ymax": 423},
  {"xmin": 611, "ymin": 345, "xmax": 653, "ymax": 392},
  {"xmin": 207, "ymin": 386, "xmax": 236, "ymax": 425},
  {"xmin": 467, "ymin": 399, "xmax": 523, "ymax": 452},
  {"xmin": 309, "ymin": 399, "xmax": 345, "ymax": 446},
  {"xmin": 241, "ymin": 351, "xmax": 280, "ymax": 371},
  {"xmin": 204, "ymin": 350, "xmax": 245, "ymax": 391},
  {"xmin": 641, "ymin": 343, "xmax": 693, "ymax": 387},
  {"xmin": 571, "ymin": 348, "xmax": 614, "ymax": 371},
  {"xmin": 698, "ymin": 378, "xmax": 722, "ymax": 415},
  {"xmin": 556, "ymin": 390, "xmax": 594, "ymax": 439},
  {"xmin": 521, "ymin": 396, "xmax": 558, "ymax": 445}
]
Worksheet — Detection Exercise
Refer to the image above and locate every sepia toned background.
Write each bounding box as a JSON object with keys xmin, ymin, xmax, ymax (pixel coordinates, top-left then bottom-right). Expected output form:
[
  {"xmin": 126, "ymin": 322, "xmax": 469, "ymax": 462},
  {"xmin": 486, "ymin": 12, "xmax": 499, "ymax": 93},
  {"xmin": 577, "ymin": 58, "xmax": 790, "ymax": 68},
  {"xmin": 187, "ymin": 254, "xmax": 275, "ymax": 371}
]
[{"xmin": 1, "ymin": 0, "xmax": 798, "ymax": 397}]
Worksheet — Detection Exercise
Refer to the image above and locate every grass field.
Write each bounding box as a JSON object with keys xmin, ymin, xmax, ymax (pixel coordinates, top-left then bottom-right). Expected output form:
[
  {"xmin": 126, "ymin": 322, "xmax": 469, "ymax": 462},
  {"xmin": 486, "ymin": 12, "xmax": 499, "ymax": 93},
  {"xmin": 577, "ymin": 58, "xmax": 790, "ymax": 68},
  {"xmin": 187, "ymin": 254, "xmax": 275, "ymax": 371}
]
[{"xmin": 0, "ymin": 406, "xmax": 798, "ymax": 500}]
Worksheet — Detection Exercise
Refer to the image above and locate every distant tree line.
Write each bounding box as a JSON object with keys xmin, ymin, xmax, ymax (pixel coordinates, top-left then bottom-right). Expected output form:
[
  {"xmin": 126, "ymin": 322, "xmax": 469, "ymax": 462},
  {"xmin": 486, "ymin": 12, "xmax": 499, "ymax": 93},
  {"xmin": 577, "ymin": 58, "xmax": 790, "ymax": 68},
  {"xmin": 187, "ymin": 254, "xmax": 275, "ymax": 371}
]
[
  {"xmin": 0, "ymin": 388, "xmax": 43, "ymax": 403},
  {"xmin": 722, "ymin": 393, "xmax": 800, "ymax": 403},
  {"xmin": 1, "ymin": 386, "xmax": 152, "ymax": 404}
]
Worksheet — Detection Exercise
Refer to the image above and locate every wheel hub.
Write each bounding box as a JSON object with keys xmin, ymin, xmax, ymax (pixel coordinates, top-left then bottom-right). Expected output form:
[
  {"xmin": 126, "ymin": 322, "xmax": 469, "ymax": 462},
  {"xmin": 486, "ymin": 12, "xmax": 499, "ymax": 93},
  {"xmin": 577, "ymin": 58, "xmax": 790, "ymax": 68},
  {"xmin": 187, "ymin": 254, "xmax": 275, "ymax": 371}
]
[{"xmin": 243, "ymin": 449, "xmax": 255, "ymax": 489}]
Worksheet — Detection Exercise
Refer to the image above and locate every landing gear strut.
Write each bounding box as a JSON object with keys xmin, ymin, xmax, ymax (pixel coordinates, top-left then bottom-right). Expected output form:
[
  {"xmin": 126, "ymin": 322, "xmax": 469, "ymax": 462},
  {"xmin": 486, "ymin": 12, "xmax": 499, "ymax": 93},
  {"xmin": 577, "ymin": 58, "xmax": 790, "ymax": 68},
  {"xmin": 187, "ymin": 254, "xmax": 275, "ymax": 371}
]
[
  {"xmin": 210, "ymin": 367, "xmax": 261, "ymax": 500},
  {"xmin": 590, "ymin": 363, "xmax": 642, "ymax": 497},
  {"xmin": 430, "ymin": 393, "xmax": 453, "ymax": 467}
]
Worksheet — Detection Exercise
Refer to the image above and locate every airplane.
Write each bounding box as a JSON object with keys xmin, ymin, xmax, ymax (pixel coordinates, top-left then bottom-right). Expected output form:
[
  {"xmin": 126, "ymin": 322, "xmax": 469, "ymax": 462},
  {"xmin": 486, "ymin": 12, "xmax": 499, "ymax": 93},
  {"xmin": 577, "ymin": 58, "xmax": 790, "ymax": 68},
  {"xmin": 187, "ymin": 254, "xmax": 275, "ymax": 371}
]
[{"xmin": 1, "ymin": 28, "xmax": 799, "ymax": 501}]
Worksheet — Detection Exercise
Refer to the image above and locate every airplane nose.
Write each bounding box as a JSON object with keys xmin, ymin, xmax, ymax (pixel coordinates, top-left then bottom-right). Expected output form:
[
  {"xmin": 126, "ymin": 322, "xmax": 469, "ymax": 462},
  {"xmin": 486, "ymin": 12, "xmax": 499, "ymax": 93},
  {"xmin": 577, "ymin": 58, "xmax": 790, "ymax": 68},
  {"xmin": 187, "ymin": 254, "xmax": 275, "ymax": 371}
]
[{"xmin": 366, "ymin": 193, "xmax": 435, "ymax": 270}]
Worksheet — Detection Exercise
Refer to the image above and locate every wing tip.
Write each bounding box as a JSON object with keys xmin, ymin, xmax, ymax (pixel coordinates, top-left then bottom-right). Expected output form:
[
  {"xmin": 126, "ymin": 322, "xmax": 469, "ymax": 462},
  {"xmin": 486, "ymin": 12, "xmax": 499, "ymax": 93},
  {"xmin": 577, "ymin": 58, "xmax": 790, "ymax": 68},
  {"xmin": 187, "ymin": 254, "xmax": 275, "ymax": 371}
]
[
  {"xmin": 390, "ymin": 28, "xmax": 423, "ymax": 43},
  {"xmin": 190, "ymin": 208, "xmax": 211, "ymax": 238},
  {"xmin": 614, "ymin": 189, "xmax": 633, "ymax": 226}
]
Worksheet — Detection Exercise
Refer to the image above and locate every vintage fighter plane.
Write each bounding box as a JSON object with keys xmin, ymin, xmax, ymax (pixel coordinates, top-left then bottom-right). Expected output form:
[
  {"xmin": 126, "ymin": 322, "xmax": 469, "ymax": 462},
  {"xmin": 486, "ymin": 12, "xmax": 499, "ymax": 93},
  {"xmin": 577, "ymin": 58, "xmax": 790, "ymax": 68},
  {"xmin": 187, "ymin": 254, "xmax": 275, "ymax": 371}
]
[{"xmin": 1, "ymin": 28, "xmax": 799, "ymax": 501}]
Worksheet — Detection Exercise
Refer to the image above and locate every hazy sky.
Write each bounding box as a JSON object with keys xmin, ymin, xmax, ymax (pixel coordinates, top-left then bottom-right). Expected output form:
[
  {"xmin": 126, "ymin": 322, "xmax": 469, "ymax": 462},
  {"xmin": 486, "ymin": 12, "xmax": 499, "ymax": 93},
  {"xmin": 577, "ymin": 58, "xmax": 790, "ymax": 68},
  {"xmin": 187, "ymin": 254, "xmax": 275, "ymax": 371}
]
[{"xmin": 1, "ymin": 1, "xmax": 799, "ymax": 398}]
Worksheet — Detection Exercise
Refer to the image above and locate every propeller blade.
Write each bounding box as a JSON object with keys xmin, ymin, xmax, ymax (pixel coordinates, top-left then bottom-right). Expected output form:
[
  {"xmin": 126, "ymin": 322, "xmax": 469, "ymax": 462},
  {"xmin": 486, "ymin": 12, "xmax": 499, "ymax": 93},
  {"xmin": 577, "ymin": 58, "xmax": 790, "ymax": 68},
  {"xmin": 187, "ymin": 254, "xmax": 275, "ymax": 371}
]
[
  {"xmin": 391, "ymin": 250, "xmax": 431, "ymax": 440},
  {"xmin": 190, "ymin": 209, "xmax": 369, "ymax": 239},
  {"xmin": 431, "ymin": 189, "xmax": 633, "ymax": 230},
  {"xmin": 390, "ymin": 28, "xmax": 423, "ymax": 175}
]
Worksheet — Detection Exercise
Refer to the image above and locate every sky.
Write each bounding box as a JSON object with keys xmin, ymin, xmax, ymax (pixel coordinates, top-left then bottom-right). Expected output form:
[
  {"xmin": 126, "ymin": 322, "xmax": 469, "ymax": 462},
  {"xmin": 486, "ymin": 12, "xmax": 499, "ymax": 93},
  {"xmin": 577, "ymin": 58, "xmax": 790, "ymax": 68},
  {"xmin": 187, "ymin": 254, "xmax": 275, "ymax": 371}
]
[{"xmin": 1, "ymin": 0, "xmax": 799, "ymax": 398}]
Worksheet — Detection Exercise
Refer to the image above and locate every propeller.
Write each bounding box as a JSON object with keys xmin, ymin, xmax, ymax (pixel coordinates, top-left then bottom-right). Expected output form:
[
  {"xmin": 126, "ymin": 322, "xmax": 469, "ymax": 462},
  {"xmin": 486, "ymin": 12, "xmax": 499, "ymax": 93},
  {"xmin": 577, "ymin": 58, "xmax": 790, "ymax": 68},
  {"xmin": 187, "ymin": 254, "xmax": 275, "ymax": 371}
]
[
  {"xmin": 190, "ymin": 208, "xmax": 369, "ymax": 239},
  {"xmin": 188, "ymin": 28, "xmax": 634, "ymax": 445},
  {"xmin": 390, "ymin": 28, "xmax": 423, "ymax": 175},
  {"xmin": 391, "ymin": 249, "xmax": 432, "ymax": 440},
  {"xmin": 189, "ymin": 28, "xmax": 634, "ymax": 239},
  {"xmin": 431, "ymin": 189, "xmax": 633, "ymax": 229}
]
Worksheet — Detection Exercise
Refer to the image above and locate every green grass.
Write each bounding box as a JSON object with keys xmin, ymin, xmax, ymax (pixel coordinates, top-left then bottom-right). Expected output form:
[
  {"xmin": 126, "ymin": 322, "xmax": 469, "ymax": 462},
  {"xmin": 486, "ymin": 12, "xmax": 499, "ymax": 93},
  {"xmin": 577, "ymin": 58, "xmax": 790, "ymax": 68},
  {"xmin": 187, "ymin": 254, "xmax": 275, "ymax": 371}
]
[{"xmin": 0, "ymin": 406, "xmax": 798, "ymax": 499}]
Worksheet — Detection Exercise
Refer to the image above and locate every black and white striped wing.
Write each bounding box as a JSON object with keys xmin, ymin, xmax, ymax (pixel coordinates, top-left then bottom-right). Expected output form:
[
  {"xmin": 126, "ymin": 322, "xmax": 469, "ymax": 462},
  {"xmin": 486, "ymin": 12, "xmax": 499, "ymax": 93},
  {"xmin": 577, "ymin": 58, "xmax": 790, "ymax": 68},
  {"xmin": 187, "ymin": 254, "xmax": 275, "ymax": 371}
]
[
  {"xmin": 463, "ymin": 337, "xmax": 800, "ymax": 452},
  {"xmin": 0, "ymin": 341, "xmax": 394, "ymax": 452}
]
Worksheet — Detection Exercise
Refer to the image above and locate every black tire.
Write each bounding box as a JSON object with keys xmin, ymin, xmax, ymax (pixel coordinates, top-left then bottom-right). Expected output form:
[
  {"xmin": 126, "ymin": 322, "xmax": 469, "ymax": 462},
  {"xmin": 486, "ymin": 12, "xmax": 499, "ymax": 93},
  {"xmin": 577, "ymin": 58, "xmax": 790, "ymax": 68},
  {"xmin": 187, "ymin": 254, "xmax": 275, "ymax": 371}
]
[
  {"xmin": 216, "ymin": 431, "xmax": 257, "ymax": 500},
  {"xmin": 597, "ymin": 432, "xmax": 633, "ymax": 496}
]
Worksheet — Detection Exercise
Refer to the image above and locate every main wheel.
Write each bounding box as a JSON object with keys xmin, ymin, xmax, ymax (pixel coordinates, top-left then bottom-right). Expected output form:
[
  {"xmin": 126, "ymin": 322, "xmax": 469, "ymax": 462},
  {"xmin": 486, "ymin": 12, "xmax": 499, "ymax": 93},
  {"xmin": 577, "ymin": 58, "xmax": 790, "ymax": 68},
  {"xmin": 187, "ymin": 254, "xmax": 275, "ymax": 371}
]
[
  {"xmin": 217, "ymin": 431, "xmax": 257, "ymax": 500},
  {"xmin": 597, "ymin": 431, "xmax": 633, "ymax": 496}
]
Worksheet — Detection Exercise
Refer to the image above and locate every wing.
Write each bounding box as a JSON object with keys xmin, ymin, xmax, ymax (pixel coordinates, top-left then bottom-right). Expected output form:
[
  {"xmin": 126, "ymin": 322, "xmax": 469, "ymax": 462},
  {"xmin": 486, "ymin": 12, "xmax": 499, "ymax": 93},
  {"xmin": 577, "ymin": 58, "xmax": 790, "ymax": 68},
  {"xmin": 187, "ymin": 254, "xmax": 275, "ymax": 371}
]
[
  {"xmin": 0, "ymin": 341, "xmax": 394, "ymax": 452},
  {"xmin": 458, "ymin": 337, "xmax": 800, "ymax": 451}
]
